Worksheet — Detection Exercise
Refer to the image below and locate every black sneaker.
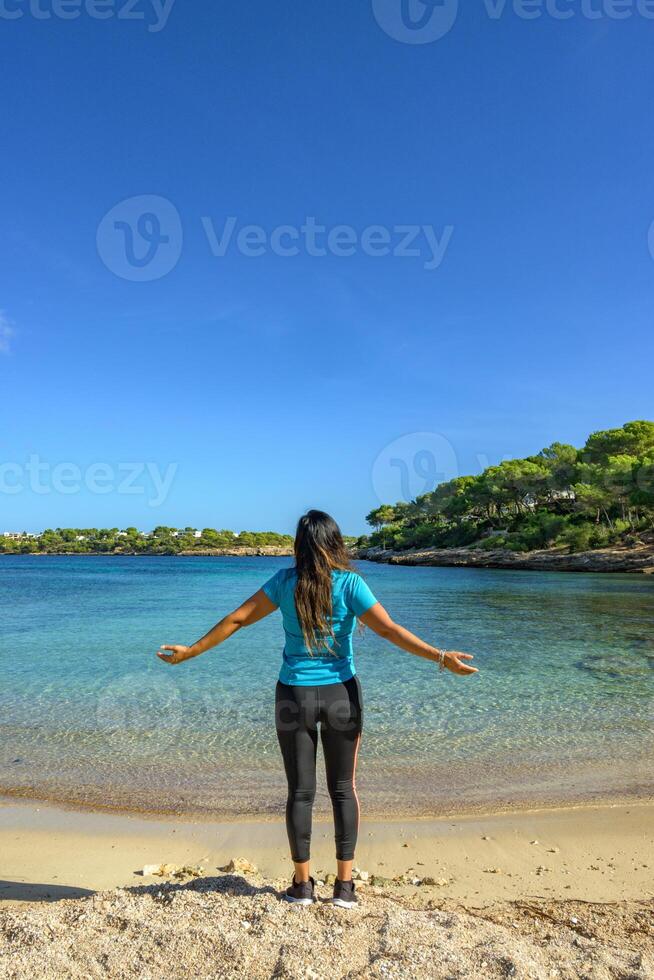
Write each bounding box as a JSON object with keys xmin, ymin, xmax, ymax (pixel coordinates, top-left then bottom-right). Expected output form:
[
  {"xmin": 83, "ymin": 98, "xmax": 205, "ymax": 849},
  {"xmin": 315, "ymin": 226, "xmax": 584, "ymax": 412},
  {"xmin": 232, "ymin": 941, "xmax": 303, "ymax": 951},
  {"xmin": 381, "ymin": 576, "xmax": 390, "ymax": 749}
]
[
  {"xmin": 282, "ymin": 876, "xmax": 316, "ymax": 905},
  {"xmin": 332, "ymin": 878, "xmax": 357, "ymax": 908}
]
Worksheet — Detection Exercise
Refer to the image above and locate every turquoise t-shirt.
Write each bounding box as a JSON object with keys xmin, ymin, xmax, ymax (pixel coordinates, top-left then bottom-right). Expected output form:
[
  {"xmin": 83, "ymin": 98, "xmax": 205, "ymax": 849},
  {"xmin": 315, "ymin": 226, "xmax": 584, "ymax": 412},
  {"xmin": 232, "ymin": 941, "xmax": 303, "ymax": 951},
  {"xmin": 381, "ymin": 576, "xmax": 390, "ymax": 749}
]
[{"xmin": 262, "ymin": 567, "xmax": 378, "ymax": 686}]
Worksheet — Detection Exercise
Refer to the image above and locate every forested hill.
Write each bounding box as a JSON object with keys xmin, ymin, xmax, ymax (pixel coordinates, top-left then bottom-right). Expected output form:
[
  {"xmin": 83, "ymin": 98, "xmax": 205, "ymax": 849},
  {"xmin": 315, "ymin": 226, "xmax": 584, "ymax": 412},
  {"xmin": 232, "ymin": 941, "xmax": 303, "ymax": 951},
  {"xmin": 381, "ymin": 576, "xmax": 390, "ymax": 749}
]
[{"xmin": 361, "ymin": 421, "xmax": 654, "ymax": 555}]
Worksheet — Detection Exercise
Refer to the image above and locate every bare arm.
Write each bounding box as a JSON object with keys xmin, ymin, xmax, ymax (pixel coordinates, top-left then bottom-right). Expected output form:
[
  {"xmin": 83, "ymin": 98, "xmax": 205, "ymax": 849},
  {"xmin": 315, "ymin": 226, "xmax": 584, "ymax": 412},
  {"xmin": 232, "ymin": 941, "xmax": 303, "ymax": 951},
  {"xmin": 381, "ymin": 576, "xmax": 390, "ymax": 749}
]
[
  {"xmin": 156, "ymin": 589, "xmax": 277, "ymax": 665},
  {"xmin": 359, "ymin": 602, "xmax": 478, "ymax": 676}
]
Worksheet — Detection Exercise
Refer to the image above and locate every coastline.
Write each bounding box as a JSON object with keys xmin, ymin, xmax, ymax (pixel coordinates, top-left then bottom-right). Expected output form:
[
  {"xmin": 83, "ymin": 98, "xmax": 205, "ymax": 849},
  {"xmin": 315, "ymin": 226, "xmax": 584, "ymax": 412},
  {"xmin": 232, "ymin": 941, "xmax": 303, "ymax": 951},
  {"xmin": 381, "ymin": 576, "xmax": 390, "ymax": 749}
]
[
  {"xmin": 2, "ymin": 796, "xmax": 653, "ymax": 906},
  {"xmin": 2, "ymin": 784, "xmax": 653, "ymax": 825},
  {"xmin": 3, "ymin": 541, "xmax": 654, "ymax": 571},
  {"xmin": 0, "ymin": 546, "xmax": 295, "ymax": 558},
  {"xmin": 359, "ymin": 540, "xmax": 654, "ymax": 573},
  {"xmin": 2, "ymin": 749, "xmax": 652, "ymax": 822}
]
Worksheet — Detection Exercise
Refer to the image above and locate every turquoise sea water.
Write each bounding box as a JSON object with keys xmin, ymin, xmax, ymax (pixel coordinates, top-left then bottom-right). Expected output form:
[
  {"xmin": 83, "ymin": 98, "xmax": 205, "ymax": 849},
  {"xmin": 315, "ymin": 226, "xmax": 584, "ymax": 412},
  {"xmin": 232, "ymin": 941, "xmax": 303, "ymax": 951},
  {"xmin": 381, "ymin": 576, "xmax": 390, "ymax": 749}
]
[{"xmin": 1, "ymin": 556, "xmax": 652, "ymax": 816}]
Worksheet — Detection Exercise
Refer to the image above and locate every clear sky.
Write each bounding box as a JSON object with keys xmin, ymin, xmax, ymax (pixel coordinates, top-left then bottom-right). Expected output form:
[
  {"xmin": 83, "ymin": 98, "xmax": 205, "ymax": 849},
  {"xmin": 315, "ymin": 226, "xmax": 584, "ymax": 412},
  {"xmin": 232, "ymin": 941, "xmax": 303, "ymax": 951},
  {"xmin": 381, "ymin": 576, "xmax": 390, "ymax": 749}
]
[{"xmin": 2, "ymin": 0, "xmax": 653, "ymax": 535}]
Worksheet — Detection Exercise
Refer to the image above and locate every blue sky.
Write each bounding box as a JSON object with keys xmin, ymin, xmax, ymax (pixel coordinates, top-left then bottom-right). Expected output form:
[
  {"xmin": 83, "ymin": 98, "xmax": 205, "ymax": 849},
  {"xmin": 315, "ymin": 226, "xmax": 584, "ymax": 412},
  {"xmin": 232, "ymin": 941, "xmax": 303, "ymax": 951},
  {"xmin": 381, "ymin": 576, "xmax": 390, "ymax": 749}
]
[{"xmin": 2, "ymin": 0, "xmax": 653, "ymax": 535}]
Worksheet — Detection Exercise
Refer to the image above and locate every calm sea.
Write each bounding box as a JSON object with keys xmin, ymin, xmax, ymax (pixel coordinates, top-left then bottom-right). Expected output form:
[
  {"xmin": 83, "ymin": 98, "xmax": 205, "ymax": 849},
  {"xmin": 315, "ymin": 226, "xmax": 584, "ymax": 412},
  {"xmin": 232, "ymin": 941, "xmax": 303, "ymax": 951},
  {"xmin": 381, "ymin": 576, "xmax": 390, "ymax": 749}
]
[{"xmin": 1, "ymin": 556, "xmax": 652, "ymax": 817}]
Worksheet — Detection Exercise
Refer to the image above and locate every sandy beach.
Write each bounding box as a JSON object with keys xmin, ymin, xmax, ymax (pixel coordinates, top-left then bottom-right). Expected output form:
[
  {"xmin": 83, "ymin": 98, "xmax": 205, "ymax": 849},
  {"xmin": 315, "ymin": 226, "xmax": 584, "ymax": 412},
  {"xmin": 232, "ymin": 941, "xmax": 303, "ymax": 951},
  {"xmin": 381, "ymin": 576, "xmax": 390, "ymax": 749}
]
[{"xmin": 1, "ymin": 797, "xmax": 652, "ymax": 977}]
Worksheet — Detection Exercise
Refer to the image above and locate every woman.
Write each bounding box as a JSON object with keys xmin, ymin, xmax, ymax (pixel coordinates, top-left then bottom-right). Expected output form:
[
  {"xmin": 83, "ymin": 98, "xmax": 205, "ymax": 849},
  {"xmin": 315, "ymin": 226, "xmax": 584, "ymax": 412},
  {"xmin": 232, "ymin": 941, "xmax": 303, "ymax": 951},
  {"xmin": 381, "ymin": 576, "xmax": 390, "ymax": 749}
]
[{"xmin": 157, "ymin": 510, "xmax": 477, "ymax": 908}]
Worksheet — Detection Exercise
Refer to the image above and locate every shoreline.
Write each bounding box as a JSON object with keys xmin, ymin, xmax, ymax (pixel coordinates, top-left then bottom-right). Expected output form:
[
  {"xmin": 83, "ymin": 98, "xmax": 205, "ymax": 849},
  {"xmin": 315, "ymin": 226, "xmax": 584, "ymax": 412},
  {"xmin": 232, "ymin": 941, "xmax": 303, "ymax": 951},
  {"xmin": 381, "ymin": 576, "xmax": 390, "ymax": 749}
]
[
  {"xmin": 3, "ymin": 543, "xmax": 654, "ymax": 571},
  {"xmin": 2, "ymin": 746, "xmax": 652, "ymax": 822},
  {"xmin": 359, "ymin": 541, "xmax": 654, "ymax": 574},
  {"xmin": 0, "ymin": 785, "xmax": 654, "ymax": 826},
  {"xmin": 2, "ymin": 796, "xmax": 653, "ymax": 907},
  {"xmin": 1, "ymin": 779, "xmax": 652, "ymax": 825},
  {"xmin": 0, "ymin": 547, "xmax": 295, "ymax": 558}
]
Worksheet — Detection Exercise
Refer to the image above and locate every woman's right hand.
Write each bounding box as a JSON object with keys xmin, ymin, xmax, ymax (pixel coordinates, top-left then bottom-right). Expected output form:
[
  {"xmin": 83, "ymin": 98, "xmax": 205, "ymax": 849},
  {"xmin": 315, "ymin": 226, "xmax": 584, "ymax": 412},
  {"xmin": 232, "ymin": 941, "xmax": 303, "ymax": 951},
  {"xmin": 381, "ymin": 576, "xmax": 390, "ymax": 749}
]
[
  {"xmin": 443, "ymin": 651, "xmax": 478, "ymax": 675},
  {"xmin": 157, "ymin": 644, "xmax": 192, "ymax": 664}
]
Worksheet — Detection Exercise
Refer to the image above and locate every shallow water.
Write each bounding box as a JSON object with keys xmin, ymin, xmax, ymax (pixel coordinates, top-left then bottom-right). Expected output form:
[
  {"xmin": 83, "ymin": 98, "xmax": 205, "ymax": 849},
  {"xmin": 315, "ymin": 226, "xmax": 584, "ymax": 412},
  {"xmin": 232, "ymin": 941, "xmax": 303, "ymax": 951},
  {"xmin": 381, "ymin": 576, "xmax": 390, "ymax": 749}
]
[{"xmin": 1, "ymin": 556, "xmax": 652, "ymax": 816}]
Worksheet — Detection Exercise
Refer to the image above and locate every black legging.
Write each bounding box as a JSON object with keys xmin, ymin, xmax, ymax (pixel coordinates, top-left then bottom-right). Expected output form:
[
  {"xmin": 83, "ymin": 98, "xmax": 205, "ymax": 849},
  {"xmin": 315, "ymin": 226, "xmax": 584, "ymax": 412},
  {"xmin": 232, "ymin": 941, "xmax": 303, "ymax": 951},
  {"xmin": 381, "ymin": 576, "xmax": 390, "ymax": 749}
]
[{"xmin": 275, "ymin": 676, "xmax": 363, "ymax": 863}]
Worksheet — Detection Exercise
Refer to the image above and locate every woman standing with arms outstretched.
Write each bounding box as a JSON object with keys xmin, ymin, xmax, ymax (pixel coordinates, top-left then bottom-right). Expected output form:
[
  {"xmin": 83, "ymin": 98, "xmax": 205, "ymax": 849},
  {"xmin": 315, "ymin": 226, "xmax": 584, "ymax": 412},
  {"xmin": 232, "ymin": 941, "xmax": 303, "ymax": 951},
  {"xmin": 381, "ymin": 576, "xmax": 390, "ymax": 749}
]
[{"xmin": 157, "ymin": 510, "xmax": 477, "ymax": 907}]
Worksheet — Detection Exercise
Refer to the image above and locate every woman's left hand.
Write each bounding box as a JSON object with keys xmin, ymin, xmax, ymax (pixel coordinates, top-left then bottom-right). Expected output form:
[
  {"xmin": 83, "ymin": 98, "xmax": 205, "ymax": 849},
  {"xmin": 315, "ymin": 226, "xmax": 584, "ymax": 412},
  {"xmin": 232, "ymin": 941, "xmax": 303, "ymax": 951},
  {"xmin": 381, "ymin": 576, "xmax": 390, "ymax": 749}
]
[
  {"xmin": 443, "ymin": 650, "xmax": 478, "ymax": 675},
  {"xmin": 157, "ymin": 644, "xmax": 191, "ymax": 664}
]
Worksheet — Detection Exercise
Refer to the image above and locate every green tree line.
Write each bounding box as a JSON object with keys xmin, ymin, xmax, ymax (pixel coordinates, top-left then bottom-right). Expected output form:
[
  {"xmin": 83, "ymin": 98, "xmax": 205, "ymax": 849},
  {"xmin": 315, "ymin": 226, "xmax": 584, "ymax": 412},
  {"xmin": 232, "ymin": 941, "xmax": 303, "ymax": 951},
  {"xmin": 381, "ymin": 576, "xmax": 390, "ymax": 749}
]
[
  {"xmin": 0, "ymin": 526, "xmax": 294, "ymax": 555},
  {"xmin": 361, "ymin": 420, "xmax": 654, "ymax": 554}
]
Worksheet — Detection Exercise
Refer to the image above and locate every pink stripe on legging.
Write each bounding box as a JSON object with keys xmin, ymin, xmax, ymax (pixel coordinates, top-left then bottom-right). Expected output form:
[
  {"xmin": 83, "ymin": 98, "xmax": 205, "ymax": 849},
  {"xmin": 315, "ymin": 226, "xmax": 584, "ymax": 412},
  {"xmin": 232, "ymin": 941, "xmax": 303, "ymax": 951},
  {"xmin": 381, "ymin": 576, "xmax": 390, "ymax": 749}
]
[{"xmin": 352, "ymin": 733, "xmax": 361, "ymax": 834}]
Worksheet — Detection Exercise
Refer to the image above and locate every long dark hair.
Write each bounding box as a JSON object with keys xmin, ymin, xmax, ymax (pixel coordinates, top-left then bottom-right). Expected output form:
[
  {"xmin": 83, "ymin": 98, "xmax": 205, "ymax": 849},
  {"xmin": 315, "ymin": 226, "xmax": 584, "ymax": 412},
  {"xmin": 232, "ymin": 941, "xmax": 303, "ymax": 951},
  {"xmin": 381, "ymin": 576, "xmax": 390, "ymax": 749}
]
[{"xmin": 294, "ymin": 510, "xmax": 353, "ymax": 654}]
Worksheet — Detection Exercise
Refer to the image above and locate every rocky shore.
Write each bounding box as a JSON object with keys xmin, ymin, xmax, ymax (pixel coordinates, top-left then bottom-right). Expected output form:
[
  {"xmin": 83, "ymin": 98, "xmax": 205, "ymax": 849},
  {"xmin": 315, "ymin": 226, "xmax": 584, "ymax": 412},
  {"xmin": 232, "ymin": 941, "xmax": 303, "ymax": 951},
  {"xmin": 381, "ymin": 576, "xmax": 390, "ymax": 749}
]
[
  {"xmin": 178, "ymin": 546, "xmax": 294, "ymax": 557},
  {"xmin": 5, "ymin": 546, "xmax": 295, "ymax": 558},
  {"xmin": 1, "ymin": 871, "xmax": 652, "ymax": 979},
  {"xmin": 7, "ymin": 542, "xmax": 654, "ymax": 571},
  {"xmin": 358, "ymin": 538, "xmax": 654, "ymax": 574}
]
